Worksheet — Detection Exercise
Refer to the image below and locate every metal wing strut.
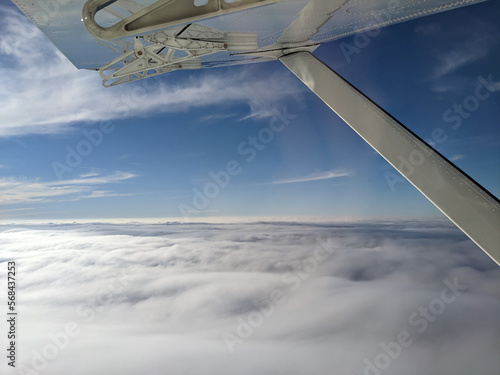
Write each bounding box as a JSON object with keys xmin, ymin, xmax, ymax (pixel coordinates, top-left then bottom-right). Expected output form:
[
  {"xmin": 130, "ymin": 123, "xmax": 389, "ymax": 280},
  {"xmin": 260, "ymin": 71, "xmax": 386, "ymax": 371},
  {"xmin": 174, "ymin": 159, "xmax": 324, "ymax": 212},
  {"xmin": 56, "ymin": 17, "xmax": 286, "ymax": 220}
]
[{"xmin": 280, "ymin": 51, "xmax": 500, "ymax": 266}]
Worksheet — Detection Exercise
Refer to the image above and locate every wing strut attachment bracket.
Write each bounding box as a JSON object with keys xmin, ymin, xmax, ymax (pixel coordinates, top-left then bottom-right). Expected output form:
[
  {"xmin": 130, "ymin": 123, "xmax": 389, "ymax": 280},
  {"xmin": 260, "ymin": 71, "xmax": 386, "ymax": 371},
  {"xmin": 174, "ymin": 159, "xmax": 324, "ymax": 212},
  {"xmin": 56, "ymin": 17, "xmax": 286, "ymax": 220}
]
[{"xmin": 99, "ymin": 23, "xmax": 257, "ymax": 87}]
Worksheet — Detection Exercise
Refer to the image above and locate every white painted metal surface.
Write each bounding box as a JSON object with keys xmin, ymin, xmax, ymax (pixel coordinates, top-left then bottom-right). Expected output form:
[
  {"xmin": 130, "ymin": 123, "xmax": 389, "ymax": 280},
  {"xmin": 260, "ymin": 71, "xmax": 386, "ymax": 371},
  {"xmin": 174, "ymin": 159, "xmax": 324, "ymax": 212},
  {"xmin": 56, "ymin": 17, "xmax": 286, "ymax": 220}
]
[
  {"xmin": 12, "ymin": 0, "xmax": 488, "ymax": 70},
  {"xmin": 280, "ymin": 51, "xmax": 500, "ymax": 265}
]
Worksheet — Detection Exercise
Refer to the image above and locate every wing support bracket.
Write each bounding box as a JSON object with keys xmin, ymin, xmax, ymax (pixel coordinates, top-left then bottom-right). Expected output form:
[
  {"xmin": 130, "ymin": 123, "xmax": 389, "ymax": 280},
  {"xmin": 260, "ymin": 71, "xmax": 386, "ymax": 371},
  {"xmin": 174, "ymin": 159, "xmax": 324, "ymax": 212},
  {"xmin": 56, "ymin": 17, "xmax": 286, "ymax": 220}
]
[
  {"xmin": 98, "ymin": 23, "xmax": 257, "ymax": 86},
  {"xmin": 280, "ymin": 51, "xmax": 500, "ymax": 266}
]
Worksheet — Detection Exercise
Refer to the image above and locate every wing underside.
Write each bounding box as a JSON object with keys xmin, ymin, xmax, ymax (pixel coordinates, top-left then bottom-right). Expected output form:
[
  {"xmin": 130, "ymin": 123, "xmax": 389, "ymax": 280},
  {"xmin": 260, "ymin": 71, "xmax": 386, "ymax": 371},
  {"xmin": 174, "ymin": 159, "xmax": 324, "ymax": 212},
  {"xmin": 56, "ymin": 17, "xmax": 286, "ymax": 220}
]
[{"xmin": 12, "ymin": 0, "xmax": 487, "ymax": 70}]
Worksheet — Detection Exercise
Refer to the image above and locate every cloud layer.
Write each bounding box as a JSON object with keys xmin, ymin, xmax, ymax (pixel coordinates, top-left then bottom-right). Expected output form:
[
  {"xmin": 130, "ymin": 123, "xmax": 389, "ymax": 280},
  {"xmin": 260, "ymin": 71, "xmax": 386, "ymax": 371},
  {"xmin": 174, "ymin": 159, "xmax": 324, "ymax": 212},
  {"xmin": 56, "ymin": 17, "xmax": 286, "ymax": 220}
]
[{"xmin": 1, "ymin": 219, "xmax": 499, "ymax": 375}]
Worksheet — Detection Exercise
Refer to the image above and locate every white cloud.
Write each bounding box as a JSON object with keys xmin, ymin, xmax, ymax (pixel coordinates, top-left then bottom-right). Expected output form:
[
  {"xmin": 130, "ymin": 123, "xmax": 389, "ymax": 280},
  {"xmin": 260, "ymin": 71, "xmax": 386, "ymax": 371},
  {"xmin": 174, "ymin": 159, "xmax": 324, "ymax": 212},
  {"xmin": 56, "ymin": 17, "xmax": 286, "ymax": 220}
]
[
  {"xmin": 239, "ymin": 100, "xmax": 285, "ymax": 121},
  {"xmin": 199, "ymin": 113, "xmax": 239, "ymax": 123},
  {"xmin": 81, "ymin": 190, "xmax": 133, "ymax": 199},
  {"xmin": 0, "ymin": 8, "xmax": 304, "ymax": 138},
  {"xmin": 1, "ymin": 219, "xmax": 498, "ymax": 375},
  {"xmin": 433, "ymin": 48, "xmax": 484, "ymax": 79},
  {"xmin": 0, "ymin": 171, "xmax": 136, "ymax": 205},
  {"xmin": 450, "ymin": 154, "xmax": 465, "ymax": 161},
  {"xmin": 430, "ymin": 20, "xmax": 498, "ymax": 81},
  {"xmin": 271, "ymin": 169, "xmax": 352, "ymax": 184}
]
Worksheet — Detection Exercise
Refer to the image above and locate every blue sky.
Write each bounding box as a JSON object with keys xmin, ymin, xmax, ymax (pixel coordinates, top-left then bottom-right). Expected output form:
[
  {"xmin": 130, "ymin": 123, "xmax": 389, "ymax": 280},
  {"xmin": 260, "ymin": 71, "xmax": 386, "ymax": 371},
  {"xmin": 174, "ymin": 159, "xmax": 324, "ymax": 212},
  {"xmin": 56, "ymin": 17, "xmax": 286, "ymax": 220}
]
[{"xmin": 0, "ymin": 0, "xmax": 499, "ymax": 220}]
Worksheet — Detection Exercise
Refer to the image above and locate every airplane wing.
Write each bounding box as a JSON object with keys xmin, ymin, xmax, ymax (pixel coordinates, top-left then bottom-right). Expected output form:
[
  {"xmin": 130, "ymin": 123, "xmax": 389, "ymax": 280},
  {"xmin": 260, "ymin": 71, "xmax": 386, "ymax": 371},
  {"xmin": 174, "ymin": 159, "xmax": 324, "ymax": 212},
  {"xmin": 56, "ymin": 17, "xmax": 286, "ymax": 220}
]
[
  {"xmin": 11, "ymin": 0, "xmax": 500, "ymax": 265},
  {"xmin": 11, "ymin": 0, "xmax": 488, "ymax": 79}
]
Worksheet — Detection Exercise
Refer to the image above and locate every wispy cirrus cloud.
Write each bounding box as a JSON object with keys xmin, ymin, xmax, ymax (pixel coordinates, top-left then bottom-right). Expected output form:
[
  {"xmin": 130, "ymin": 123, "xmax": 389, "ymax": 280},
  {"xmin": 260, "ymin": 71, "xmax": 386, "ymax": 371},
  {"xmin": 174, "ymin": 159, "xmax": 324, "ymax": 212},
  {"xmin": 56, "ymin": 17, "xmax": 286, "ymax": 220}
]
[
  {"xmin": 429, "ymin": 17, "xmax": 499, "ymax": 82},
  {"xmin": 0, "ymin": 7, "xmax": 304, "ymax": 138},
  {"xmin": 450, "ymin": 154, "xmax": 465, "ymax": 162},
  {"xmin": 0, "ymin": 171, "xmax": 136, "ymax": 205},
  {"xmin": 271, "ymin": 169, "xmax": 352, "ymax": 185},
  {"xmin": 198, "ymin": 113, "xmax": 239, "ymax": 123},
  {"xmin": 433, "ymin": 45, "xmax": 487, "ymax": 79}
]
